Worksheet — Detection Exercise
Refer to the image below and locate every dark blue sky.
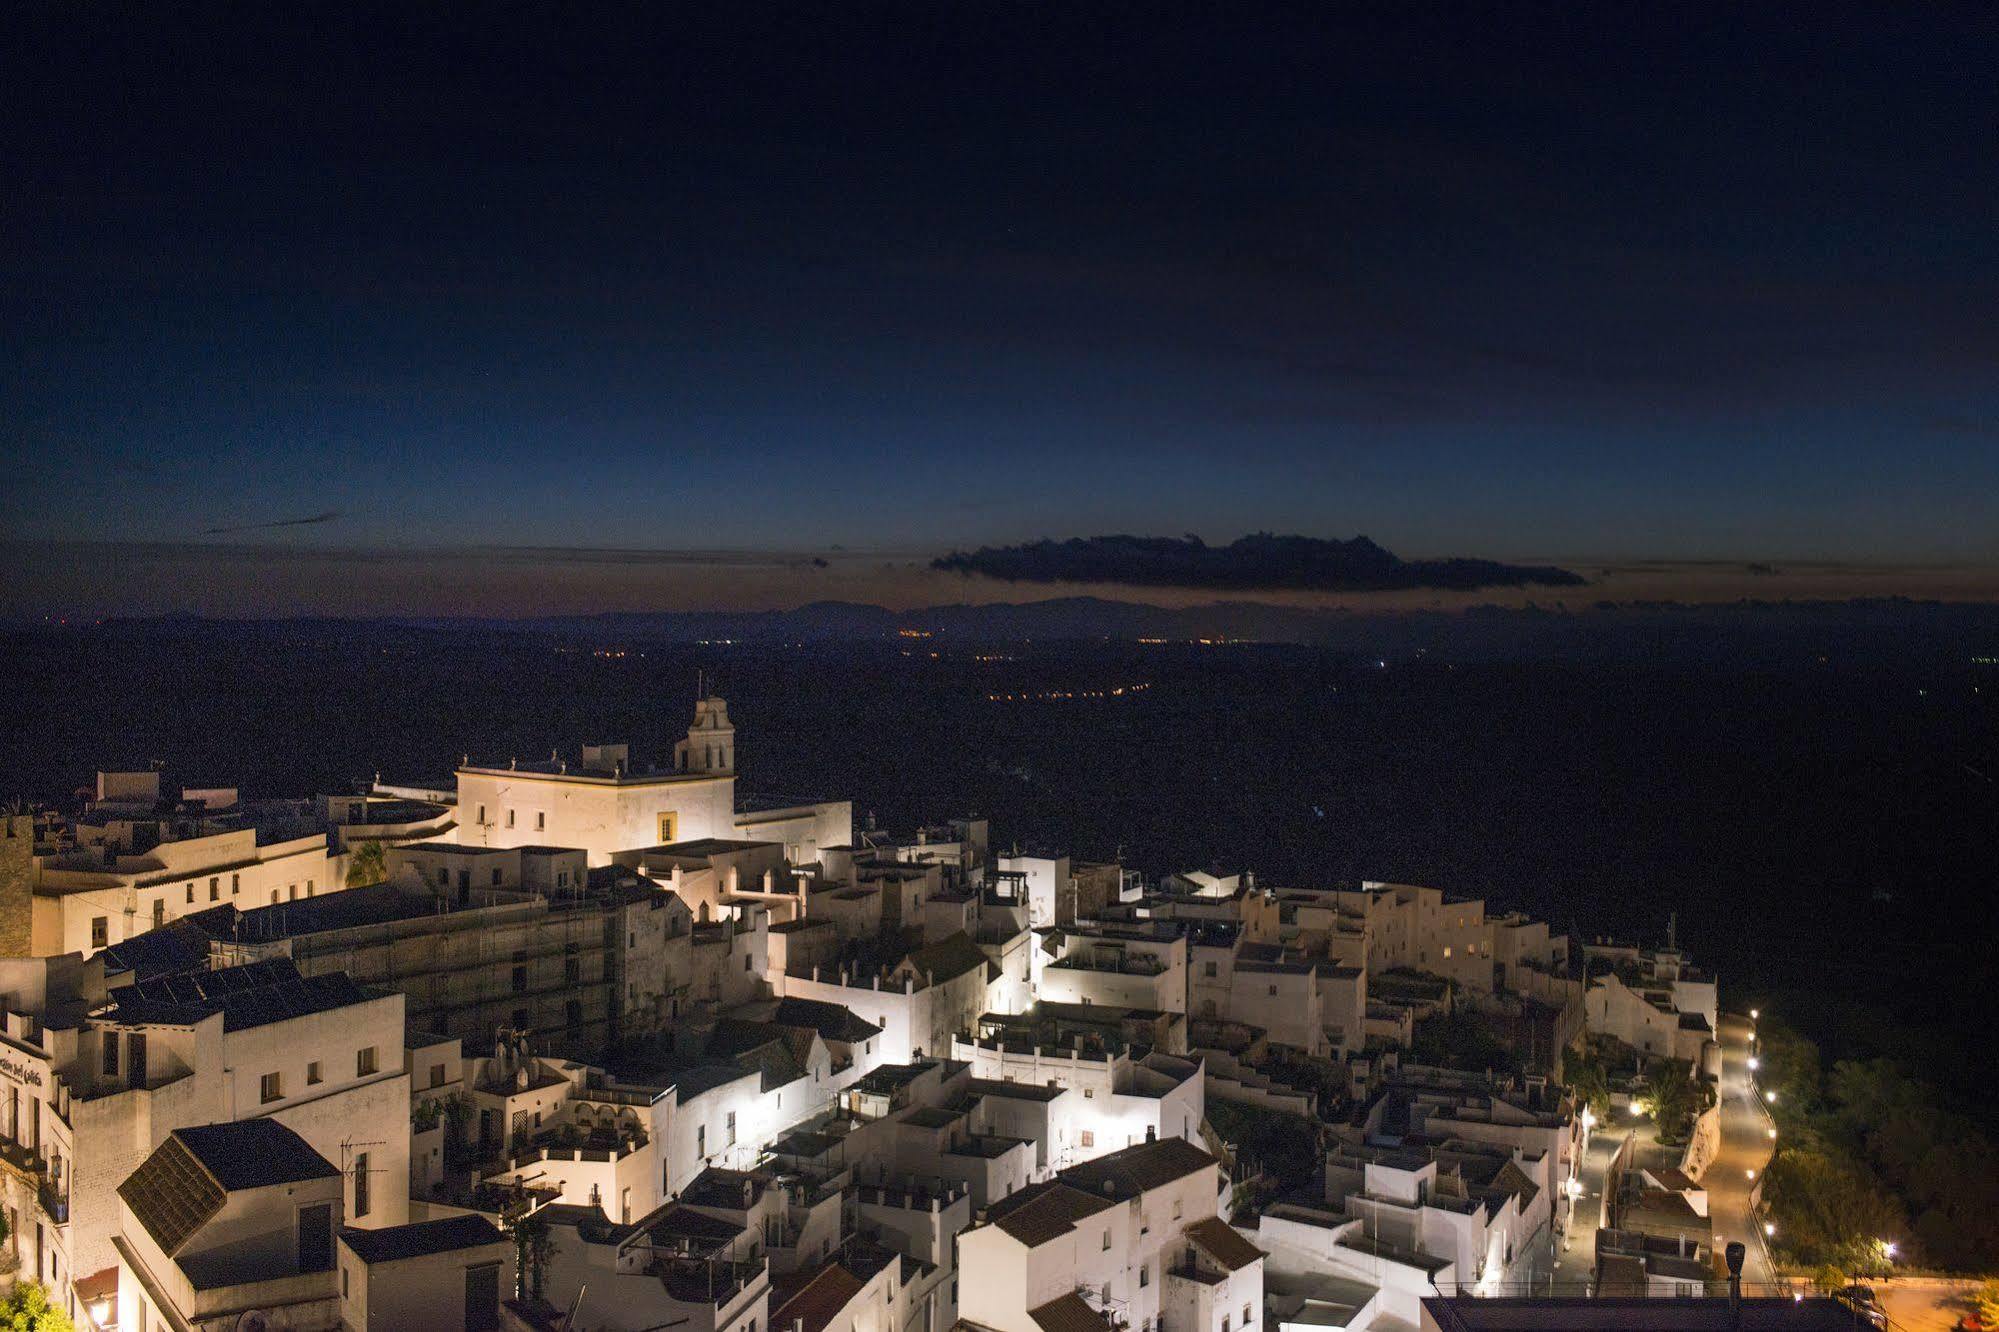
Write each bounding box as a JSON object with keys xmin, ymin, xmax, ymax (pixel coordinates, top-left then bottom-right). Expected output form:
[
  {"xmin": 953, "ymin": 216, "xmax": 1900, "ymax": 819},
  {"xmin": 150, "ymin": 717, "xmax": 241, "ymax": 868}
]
[{"xmin": 5, "ymin": 5, "xmax": 1997, "ymax": 614}]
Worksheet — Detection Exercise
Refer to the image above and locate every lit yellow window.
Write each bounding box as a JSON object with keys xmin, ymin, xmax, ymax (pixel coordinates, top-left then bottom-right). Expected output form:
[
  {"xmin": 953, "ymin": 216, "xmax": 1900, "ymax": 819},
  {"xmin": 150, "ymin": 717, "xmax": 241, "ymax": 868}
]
[{"xmin": 657, "ymin": 812, "xmax": 678, "ymax": 844}]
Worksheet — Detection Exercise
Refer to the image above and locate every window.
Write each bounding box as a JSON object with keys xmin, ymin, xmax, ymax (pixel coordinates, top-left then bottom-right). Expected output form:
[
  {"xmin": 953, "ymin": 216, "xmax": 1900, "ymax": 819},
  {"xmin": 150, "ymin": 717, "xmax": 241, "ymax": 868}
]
[
  {"xmin": 513, "ymin": 965, "xmax": 528, "ymax": 992},
  {"xmin": 1268, "ymin": 984, "xmax": 1278, "ymax": 996},
  {"xmin": 726, "ymin": 1111, "xmax": 738, "ymax": 1146},
  {"xmin": 1140, "ymin": 1266, "xmax": 1149, "ymax": 1289},
  {"xmin": 1084, "ymin": 1088, "xmax": 1094, "ymax": 1099},
  {"xmin": 130, "ymin": 1032, "xmax": 147, "ymax": 1083},
  {"xmin": 306, "ymin": 879, "xmax": 314, "ymax": 896},
  {"xmin": 698, "ymin": 1125, "xmax": 707, "ymax": 1157},
  {"xmin": 438, "ymin": 867, "xmax": 450, "ymax": 886},
  {"xmin": 1080, "ymin": 1130, "xmax": 1095, "ymax": 1148},
  {"xmin": 657, "ymin": 812, "xmax": 677, "ymax": 843},
  {"xmin": 153, "ymin": 900, "xmax": 165, "ymax": 929},
  {"xmin": 261, "ymin": 1072, "xmax": 283, "ymax": 1104},
  {"xmin": 357, "ymin": 1047, "xmax": 378, "ymax": 1076},
  {"xmin": 430, "ymin": 1063, "xmax": 446, "ymax": 1088},
  {"xmin": 289, "ymin": 884, "xmax": 298, "ymax": 900},
  {"xmin": 1102, "ymin": 1229, "xmax": 1111, "ymax": 1251},
  {"xmin": 535, "ymin": 811, "xmax": 545, "ymax": 831},
  {"xmin": 565, "ymin": 1000, "xmax": 582, "ymax": 1027},
  {"xmin": 491, "ymin": 868, "xmax": 502, "ymax": 886},
  {"xmin": 565, "ymin": 958, "xmax": 581, "ymax": 985},
  {"xmin": 1244, "ymin": 1307, "xmax": 1253, "ymax": 1325},
  {"xmin": 1222, "ymin": 1317, "xmax": 1231, "ymax": 1332},
  {"xmin": 1204, "ymin": 961, "xmax": 1217, "ymax": 977},
  {"xmin": 1173, "ymin": 1199, "xmax": 1183, "ymax": 1220},
  {"xmin": 102, "ymin": 1035, "xmax": 118, "ymax": 1076},
  {"xmin": 512, "ymin": 1008, "xmax": 529, "ymax": 1030},
  {"xmin": 505, "ymin": 808, "xmax": 515, "ymax": 829},
  {"xmin": 185, "ymin": 885, "xmax": 194, "ymax": 904},
  {"xmin": 272, "ymin": 890, "xmax": 280, "ymax": 903},
  {"xmin": 744, "ymin": 955, "xmax": 753, "ymax": 971},
  {"xmin": 231, "ymin": 873, "xmax": 240, "ymax": 894},
  {"xmin": 1443, "ymin": 946, "xmax": 1453, "ymax": 959},
  {"xmin": 209, "ymin": 877, "xmax": 219, "ymax": 902},
  {"xmin": 307, "ymin": 1061, "xmax": 323, "ymax": 1085},
  {"xmin": 477, "ymin": 805, "xmax": 487, "ymax": 825},
  {"xmin": 353, "ymin": 1150, "xmax": 371, "ymax": 1219},
  {"xmin": 90, "ymin": 917, "xmax": 108, "ymax": 949},
  {"xmin": 342, "ymin": 1267, "xmax": 349, "ymax": 1298}
]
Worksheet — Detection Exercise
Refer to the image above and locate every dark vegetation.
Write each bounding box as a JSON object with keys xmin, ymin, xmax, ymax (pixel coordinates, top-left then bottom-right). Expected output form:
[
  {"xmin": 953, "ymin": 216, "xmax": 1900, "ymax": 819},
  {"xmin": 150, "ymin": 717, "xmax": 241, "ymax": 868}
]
[{"xmin": 1757, "ymin": 1017, "xmax": 1999, "ymax": 1272}]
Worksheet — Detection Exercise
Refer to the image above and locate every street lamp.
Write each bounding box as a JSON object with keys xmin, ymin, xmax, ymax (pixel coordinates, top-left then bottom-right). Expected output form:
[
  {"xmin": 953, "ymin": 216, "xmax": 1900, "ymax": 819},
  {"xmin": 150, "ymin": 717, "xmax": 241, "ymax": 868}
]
[
  {"xmin": 1581, "ymin": 1108, "xmax": 1597, "ymax": 1130},
  {"xmin": 1750, "ymin": 1008, "xmax": 1760, "ymax": 1020},
  {"xmin": 1747, "ymin": 1056, "xmax": 1759, "ymax": 1071},
  {"xmin": 1879, "ymin": 1240, "xmax": 1897, "ymax": 1261},
  {"xmin": 1767, "ymin": 1127, "xmax": 1778, "ymax": 1140},
  {"xmin": 1745, "ymin": 1168, "xmax": 1756, "ymax": 1181},
  {"xmin": 1765, "ymin": 1090, "xmax": 1777, "ymax": 1104},
  {"xmin": 1764, "ymin": 1222, "xmax": 1776, "ymax": 1236}
]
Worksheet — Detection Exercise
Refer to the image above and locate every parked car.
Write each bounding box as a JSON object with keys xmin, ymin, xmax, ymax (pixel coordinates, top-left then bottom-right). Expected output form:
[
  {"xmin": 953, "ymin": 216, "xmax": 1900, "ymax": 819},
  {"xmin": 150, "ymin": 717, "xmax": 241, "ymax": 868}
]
[{"xmin": 1834, "ymin": 1284, "xmax": 1887, "ymax": 1329}]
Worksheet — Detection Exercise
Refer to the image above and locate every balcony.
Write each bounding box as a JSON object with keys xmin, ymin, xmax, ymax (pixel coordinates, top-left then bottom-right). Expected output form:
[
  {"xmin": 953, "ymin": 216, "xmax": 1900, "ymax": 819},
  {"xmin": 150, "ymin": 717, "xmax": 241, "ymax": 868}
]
[
  {"xmin": 1049, "ymin": 953, "xmax": 1169, "ymax": 977},
  {"xmin": 0, "ymin": 1138, "xmax": 46, "ymax": 1180},
  {"xmin": 37, "ymin": 1180, "xmax": 67, "ymax": 1226}
]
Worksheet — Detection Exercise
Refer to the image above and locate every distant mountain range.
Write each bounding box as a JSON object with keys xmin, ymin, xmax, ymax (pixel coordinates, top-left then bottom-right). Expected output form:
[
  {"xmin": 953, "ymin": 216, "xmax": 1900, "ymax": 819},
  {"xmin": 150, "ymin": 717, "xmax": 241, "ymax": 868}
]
[{"xmin": 43, "ymin": 595, "xmax": 1999, "ymax": 670}]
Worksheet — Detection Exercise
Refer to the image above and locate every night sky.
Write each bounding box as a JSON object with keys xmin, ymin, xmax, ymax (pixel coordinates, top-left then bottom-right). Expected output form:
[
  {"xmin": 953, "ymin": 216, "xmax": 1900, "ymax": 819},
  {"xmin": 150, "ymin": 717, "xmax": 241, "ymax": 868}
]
[{"xmin": 6, "ymin": 5, "xmax": 1997, "ymax": 615}]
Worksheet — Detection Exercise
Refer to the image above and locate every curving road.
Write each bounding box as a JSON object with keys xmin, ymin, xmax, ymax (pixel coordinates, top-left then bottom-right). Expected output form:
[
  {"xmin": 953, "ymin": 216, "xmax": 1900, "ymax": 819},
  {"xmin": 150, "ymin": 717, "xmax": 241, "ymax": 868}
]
[{"xmin": 1706, "ymin": 1011, "xmax": 1778, "ymax": 1287}]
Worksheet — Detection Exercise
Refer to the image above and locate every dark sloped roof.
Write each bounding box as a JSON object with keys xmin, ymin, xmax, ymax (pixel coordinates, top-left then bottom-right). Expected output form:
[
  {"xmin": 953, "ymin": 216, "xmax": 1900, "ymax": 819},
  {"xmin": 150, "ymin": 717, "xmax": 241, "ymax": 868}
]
[
  {"xmin": 118, "ymin": 1135, "xmax": 226, "ymax": 1256},
  {"xmin": 899, "ymin": 931, "xmax": 998, "ymax": 986},
  {"xmin": 1057, "ymin": 1136, "xmax": 1216, "ymax": 1200},
  {"xmin": 772, "ymin": 997, "xmax": 884, "ymax": 1043},
  {"xmin": 985, "ymin": 1182, "xmax": 1115, "ymax": 1246},
  {"xmin": 1183, "ymin": 1217, "xmax": 1265, "ymax": 1272},
  {"xmin": 234, "ymin": 881, "xmax": 445, "ymax": 939},
  {"xmin": 1030, "ymin": 1293, "xmax": 1118, "ymax": 1332},
  {"xmin": 99, "ymin": 957, "xmax": 373, "ymax": 1031},
  {"xmin": 98, "ymin": 906, "xmax": 237, "ymax": 979},
  {"xmin": 340, "ymin": 1215, "xmax": 506, "ymax": 1264},
  {"xmin": 770, "ymin": 1262, "xmax": 868, "ymax": 1332},
  {"xmin": 175, "ymin": 1119, "xmax": 341, "ymax": 1190}
]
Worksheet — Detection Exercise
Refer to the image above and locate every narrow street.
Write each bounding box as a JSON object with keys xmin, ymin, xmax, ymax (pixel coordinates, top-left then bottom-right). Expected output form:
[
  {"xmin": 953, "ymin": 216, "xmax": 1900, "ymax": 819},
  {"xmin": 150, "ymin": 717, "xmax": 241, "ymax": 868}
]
[
  {"xmin": 1706, "ymin": 1011, "xmax": 1778, "ymax": 1286},
  {"xmin": 1551, "ymin": 1124, "xmax": 1626, "ymax": 1291}
]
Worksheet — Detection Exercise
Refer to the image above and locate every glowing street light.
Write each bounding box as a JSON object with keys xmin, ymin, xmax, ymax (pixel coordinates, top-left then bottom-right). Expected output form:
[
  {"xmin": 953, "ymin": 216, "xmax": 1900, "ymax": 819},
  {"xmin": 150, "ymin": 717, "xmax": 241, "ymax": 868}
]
[
  {"xmin": 1764, "ymin": 1222, "xmax": 1777, "ymax": 1236},
  {"xmin": 1750, "ymin": 1008, "xmax": 1760, "ymax": 1020},
  {"xmin": 1629, "ymin": 1101, "xmax": 1647, "ymax": 1117},
  {"xmin": 1765, "ymin": 1090, "xmax": 1777, "ymax": 1104},
  {"xmin": 1745, "ymin": 1168, "xmax": 1757, "ymax": 1181},
  {"xmin": 1767, "ymin": 1127, "xmax": 1778, "ymax": 1140},
  {"xmin": 1581, "ymin": 1107, "xmax": 1597, "ymax": 1129},
  {"xmin": 1747, "ymin": 1056, "xmax": 1759, "ymax": 1071},
  {"xmin": 1879, "ymin": 1240, "xmax": 1898, "ymax": 1260}
]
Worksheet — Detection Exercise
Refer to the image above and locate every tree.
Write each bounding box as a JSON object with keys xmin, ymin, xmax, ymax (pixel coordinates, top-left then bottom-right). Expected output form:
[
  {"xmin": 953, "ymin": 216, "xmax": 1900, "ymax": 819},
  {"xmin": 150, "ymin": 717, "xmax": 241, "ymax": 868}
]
[
  {"xmin": 1644, "ymin": 1060, "xmax": 1697, "ymax": 1143},
  {"xmin": 1974, "ymin": 1278, "xmax": 1999, "ymax": 1329},
  {"xmin": 346, "ymin": 839, "xmax": 387, "ymax": 888},
  {"xmin": 0, "ymin": 1282, "xmax": 76, "ymax": 1331},
  {"xmin": 1764, "ymin": 1146, "xmax": 1905, "ymax": 1270},
  {"xmin": 1565, "ymin": 1054, "xmax": 1611, "ymax": 1119}
]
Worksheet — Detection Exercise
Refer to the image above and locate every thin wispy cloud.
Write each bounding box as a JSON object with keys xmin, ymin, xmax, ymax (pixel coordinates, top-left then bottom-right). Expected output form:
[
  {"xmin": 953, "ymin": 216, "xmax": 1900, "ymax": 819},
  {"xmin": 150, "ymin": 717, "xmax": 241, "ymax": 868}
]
[{"xmin": 201, "ymin": 511, "xmax": 341, "ymax": 536}]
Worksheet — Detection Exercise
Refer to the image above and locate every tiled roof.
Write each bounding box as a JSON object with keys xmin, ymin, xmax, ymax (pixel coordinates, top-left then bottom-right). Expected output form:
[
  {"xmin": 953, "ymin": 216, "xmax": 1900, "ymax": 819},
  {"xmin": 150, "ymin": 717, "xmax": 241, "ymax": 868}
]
[
  {"xmin": 339, "ymin": 1215, "xmax": 506, "ymax": 1264},
  {"xmin": 772, "ymin": 997, "xmax": 884, "ymax": 1043},
  {"xmin": 1057, "ymin": 1136, "xmax": 1216, "ymax": 1200},
  {"xmin": 118, "ymin": 1135, "xmax": 225, "ymax": 1256},
  {"xmin": 899, "ymin": 931, "xmax": 998, "ymax": 986},
  {"xmin": 770, "ymin": 1262, "xmax": 867, "ymax": 1332},
  {"xmin": 1030, "ymin": 1293, "xmax": 1118, "ymax": 1332},
  {"xmin": 985, "ymin": 1182, "xmax": 1115, "ymax": 1246},
  {"xmin": 99, "ymin": 957, "xmax": 373, "ymax": 1031},
  {"xmin": 1183, "ymin": 1217, "xmax": 1265, "ymax": 1272},
  {"xmin": 176, "ymin": 1119, "xmax": 341, "ymax": 1191}
]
